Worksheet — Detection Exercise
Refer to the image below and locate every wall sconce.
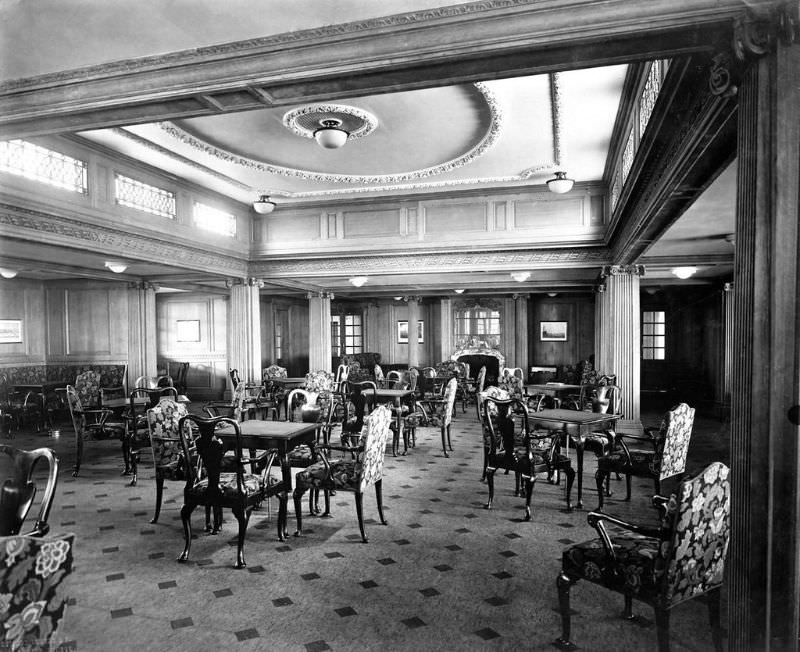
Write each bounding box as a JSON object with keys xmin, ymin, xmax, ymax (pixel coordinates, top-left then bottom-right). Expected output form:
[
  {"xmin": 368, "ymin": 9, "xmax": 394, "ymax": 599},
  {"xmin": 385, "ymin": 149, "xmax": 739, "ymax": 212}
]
[
  {"xmin": 104, "ymin": 261, "xmax": 127, "ymax": 274},
  {"xmin": 349, "ymin": 276, "xmax": 368, "ymax": 288},
  {"xmin": 671, "ymin": 266, "xmax": 698, "ymax": 280},
  {"xmin": 0, "ymin": 268, "xmax": 17, "ymax": 279},
  {"xmin": 510, "ymin": 271, "xmax": 530, "ymax": 283}
]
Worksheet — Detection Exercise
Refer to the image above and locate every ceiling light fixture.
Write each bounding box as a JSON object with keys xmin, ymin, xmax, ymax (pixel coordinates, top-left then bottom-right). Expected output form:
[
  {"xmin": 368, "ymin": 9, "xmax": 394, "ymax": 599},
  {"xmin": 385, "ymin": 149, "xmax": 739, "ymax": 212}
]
[
  {"xmin": 104, "ymin": 261, "xmax": 127, "ymax": 274},
  {"xmin": 511, "ymin": 271, "xmax": 531, "ymax": 283},
  {"xmin": 314, "ymin": 119, "xmax": 349, "ymax": 149},
  {"xmin": 454, "ymin": 289, "xmax": 465, "ymax": 294},
  {"xmin": 547, "ymin": 171, "xmax": 575, "ymax": 194},
  {"xmin": 547, "ymin": 292, "xmax": 558, "ymax": 297},
  {"xmin": 252, "ymin": 195, "xmax": 276, "ymax": 214},
  {"xmin": 672, "ymin": 266, "xmax": 698, "ymax": 280},
  {"xmin": 349, "ymin": 276, "xmax": 368, "ymax": 288},
  {"xmin": 0, "ymin": 268, "xmax": 17, "ymax": 279}
]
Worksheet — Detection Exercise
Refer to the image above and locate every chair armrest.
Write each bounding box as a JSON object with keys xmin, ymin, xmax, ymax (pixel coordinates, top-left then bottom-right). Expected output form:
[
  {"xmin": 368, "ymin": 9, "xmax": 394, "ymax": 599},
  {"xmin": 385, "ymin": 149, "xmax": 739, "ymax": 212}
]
[{"xmin": 586, "ymin": 510, "xmax": 661, "ymax": 561}]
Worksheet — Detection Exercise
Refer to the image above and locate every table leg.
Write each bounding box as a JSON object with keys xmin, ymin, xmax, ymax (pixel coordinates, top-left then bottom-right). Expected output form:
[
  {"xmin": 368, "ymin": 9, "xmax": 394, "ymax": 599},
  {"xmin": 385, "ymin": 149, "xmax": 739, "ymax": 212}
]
[{"xmin": 575, "ymin": 442, "xmax": 585, "ymax": 509}]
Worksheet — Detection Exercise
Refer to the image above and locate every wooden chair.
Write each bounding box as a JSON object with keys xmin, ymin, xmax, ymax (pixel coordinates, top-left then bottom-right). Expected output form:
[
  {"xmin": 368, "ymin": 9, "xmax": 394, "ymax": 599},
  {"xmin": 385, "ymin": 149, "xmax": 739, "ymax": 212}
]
[
  {"xmin": 423, "ymin": 377, "xmax": 458, "ymax": 457},
  {"xmin": 123, "ymin": 386, "xmax": 178, "ymax": 487},
  {"xmin": 145, "ymin": 397, "xmax": 189, "ymax": 524},
  {"xmin": 0, "ymin": 445, "xmax": 59, "ymax": 536},
  {"xmin": 65, "ymin": 384, "xmax": 115, "ymax": 477},
  {"xmin": 293, "ymin": 404, "xmax": 392, "ymax": 543},
  {"xmin": 176, "ymin": 414, "xmax": 286, "ymax": 568},
  {"xmin": 480, "ymin": 395, "xmax": 574, "ymax": 519},
  {"xmin": 556, "ymin": 462, "xmax": 730, "ymax": 652}
]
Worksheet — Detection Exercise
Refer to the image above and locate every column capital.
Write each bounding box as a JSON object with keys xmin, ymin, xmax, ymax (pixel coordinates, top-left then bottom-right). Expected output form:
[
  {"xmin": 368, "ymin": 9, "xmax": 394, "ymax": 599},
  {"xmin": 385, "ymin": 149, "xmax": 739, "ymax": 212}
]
[
  {"xmin": 226, "ymin": 277, "xmax": 264, "ymax": 288},
  {"xmin": 511, "ymin": 293, "xmax": 529, "ymax": 301},
  {"xmin": 128, "ymin": 281, "xmax": 158, "ymax": 291},
  {"xmin": 724, "ymin": 281, "xmax": 735, "ymax": 292},
  {"xmin": 600, "ymin": 264, "xmax": 645, "ymax": 278},
  {"xmin": 306, "ymin": 291, "xmax": 334, "ymax": 300},
  {"xmin": 403, "ymin": 295, "xmax": 422, "ymax": 303}
]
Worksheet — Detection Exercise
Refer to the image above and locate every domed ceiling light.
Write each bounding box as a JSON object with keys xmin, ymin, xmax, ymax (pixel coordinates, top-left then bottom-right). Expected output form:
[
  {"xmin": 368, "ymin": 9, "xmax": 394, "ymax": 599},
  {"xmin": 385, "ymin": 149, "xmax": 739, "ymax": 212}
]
[
  {"xmin": 511, "ymin": 271, "xmax": 531, "ymax": 283},
  {"xmin": 0, "ymin": 268, "xmax": 18, "ymax": 279},
  {"xmin": 672, "ymin": 266, "xmax": 698, "ymax": 280},
  {"xmin": 349, "ymin": 276, "xmax": 368, "ymax": 288},
  {"xmin": 547, "ymin": 171, "xmax": 575, "ymax": 194},
  {"xmin": 314, "ymin": 119, "xmax": 349, "ymax": 149},
  {"xmin": 105, "ymin": 261, "xmax": 127, "ymax": 274},
  {"xmin": 252, "ymin": 195, "xmax": 276, "ymax": 214}
]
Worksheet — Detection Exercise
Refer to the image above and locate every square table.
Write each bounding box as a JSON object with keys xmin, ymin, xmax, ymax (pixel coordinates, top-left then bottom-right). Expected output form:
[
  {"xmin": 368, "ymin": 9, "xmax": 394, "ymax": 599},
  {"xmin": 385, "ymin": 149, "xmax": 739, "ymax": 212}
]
[
  {"xmin": 524, "ymin": 383, "xmax": 585, "ymax": 409},
  {"xmin": 362, "ymin": 388, "xmax": 415, "ymax": 456},
  {"xmin": 215, "ymin": 420, "xmax": 319, "ymax": 495},
  {"xmin": 528, "ymin": 409, "xmax": 622, "ymax": 508},
  {"xmin": 14, "ymin": 382, "xmax": 66, "ymax": 428}
]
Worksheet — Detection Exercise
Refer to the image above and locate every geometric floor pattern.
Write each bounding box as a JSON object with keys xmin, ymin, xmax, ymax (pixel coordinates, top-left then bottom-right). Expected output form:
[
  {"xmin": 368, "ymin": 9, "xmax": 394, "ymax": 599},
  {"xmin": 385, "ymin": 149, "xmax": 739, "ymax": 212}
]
[{"xmin": 5, "ymin": 405, "xmax": 729, "ymax": 651}]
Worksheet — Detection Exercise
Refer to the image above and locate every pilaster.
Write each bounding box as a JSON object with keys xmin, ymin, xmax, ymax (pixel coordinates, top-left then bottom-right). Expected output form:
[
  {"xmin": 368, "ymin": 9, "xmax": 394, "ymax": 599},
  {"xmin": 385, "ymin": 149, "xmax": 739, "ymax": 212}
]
[
  {"xmin": 513, "ymin": 294, "xmax": 529, "ymax": 375},
  {"xmin": 126, "ymin": 282, "xmax": 157, "ymax": 387},
  {"xmin": 227, "ymin": 278, "xmax": 262, "ymax": 384},
  {"xmin": 406, "ymin": 296, "xmax": 421, "ymax": 368},
  {"xmin": 439, "ymin": 297, "xmax": 453, "ymax": 363},
  {"xmin": 307, "ymin": 291, "xmax": 333, "ymax": 372}
]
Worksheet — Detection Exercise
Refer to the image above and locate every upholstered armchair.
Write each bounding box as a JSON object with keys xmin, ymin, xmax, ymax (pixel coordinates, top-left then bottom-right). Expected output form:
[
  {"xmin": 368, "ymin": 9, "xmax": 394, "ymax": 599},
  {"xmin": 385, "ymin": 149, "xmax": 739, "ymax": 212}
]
[
  {"xmin": 176, "ymin": 414, "xmax": 287, "ymax": 568},
  {"xmin": 0, "ymin": 374, "xmax": 44, "ymax": 435},
  {"xmin": 477, "ymin": 385, "xmax": 510, "ymax": 479},
  {"xmin": 65, "ymin": 384, "xmax": 115, "ymax": 477},
  {"xmin": 498, "ymin": 368, "xmax": 525, "ymax": 402},
  {"xmin": 145, "ymin": 397, "xmax": 189, "ymax": 524},
  {"xmin": 480, "ymin": 395, "xmax": 574, "ymax": 519},
  {"xmin": 0, "ymin": 532, "xmax": 75, "ymax": 652},
  {"xmin": 424, "ymin": 377, "xmax": 458, "ymax": 458},
  {"xmin": 263, "ymin": 364, "xmax": 289, "ymax": 419},
  {"xmin": 122, "ymin": 387, "xmax": 178, "ymax": 487},
  {"xmin": 556, "ymin": 462, "xmax": 730, "ymax": 652},
  {"xmin": 0, "ymin": 445, "xmax": 59, "ymax": 536},
  {"xmin": 595, "ymin": 403, "xmax": 695, "ymax": 509},
  {"xmin": 293, "ymin": 404, "xmax": 392, "ymax": 543},
  {"xmin": 203, "ymin": 380, "xmax": 249, "ymax": 422}
]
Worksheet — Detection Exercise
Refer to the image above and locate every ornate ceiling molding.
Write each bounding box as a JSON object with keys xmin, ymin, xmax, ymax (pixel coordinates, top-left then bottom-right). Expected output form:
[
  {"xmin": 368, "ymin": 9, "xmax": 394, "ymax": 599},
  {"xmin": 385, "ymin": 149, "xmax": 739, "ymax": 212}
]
[
  {"xmin": 520, "ymin": 72, "xmax": 561, "ymax": 178},
  {"xmin": 251, "ymin": 247, "xmax": 610, "ymax": 276},
  {"xmin": 159, "ymin": 82, "xmax": 503, "ymax": 185},
  {"xmin": 282, "ymin": 104, "xmax": 378, "ymax": 141},
  {"xmin": 0, "ymin": 202, "xmax": 247, "ymax": 275}
]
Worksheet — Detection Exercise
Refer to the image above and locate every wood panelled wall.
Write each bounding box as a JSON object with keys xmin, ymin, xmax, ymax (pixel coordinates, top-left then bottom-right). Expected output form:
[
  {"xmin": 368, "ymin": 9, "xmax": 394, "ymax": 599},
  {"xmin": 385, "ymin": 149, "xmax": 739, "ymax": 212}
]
[
  {"xmin": 529, "ymin": 294, "xmax": 595, "ymax": 373},
  {"xmin": 259, "ymin": 298, "xmax": 308, "ymax": 377},
  {"xmin": 0, "ymin": 279, "xmax": 47, "ymax": 366},
  {"xmin": 156, "ymin": 293, "xmax": 227, "ymax": 401}
]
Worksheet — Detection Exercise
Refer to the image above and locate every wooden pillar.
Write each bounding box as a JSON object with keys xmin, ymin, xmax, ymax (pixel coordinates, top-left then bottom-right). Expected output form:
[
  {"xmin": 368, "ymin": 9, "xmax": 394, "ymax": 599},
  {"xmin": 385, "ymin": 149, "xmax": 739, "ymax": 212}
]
[
  {"xmin": 513, "ymin": 293, "xmax": 529, "ymax": 375},
  {"xmin": 728, "ymin": 25, "xmax": 800, "ymax": 650},
  {"xmin": 440, "ymin": 297, "xmax": 453, "ymax": 363},
  {"xmin": 307, "ymin": 291, "xmax": 332, "ymax": 373},
  {"xmin": 595, "ymin": 265, "xmax": 642, "ymax": 434},
  {"xmin": 720, "ymin": 282, "xmax": 734, "ymax": 406},
  {"xmin": 126, "ymin": 281, "xmax": 157, "ymax": 388},
  {"xmin": 228, "ymin": 278, "xmax": 262, "ymax": 384},
  {"xmin": 406, "ymin": 296, "xmax": 420, "ymax": 368}
]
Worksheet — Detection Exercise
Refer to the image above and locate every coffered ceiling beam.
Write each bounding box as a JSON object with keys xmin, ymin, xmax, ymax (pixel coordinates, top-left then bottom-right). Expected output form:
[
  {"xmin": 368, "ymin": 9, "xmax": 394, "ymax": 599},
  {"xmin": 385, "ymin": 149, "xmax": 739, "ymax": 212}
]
[{"xmin": 0, "ymin": 0, "xmax": 759, "ymax": 139}]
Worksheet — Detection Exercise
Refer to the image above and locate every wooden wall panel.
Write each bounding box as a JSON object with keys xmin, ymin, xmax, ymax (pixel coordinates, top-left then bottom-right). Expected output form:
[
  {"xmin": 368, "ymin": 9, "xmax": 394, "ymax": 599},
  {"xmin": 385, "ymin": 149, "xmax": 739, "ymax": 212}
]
[
  {"xmin": 514, "ymin": 197, "xmax": 584, "ymax": 228},
  {"xmin": 424, "ymin": 202, "xmax": 487, "ymax": 233},
  {"xmin": 0, "ymin": 280, "xmax": 46, "ymax": 365},
  {"xmin": 266, "ymin": 213, "xmax": 321, "ymax": 242},
  {"xmin": 343, "ymin": 209, "xmax": 401, "ymax": 238},
  {"xmin": 529, "ymin": 295, "xmax": 595, "ymax": 371}
]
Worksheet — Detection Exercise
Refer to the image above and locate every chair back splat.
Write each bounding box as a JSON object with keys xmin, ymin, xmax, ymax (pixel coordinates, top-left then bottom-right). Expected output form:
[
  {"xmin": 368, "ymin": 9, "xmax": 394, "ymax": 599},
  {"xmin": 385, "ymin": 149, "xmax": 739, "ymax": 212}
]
[
  {"xmin": 146, "ymin": 397, "xmax": 189, "ymax": 524},
  {"xmin": 0, "ymin": 444, "xmax": 59, "ymax": 536},
  {"xmin": 556, "ymin": 462, "xmax": 730, "ymax": 652}
]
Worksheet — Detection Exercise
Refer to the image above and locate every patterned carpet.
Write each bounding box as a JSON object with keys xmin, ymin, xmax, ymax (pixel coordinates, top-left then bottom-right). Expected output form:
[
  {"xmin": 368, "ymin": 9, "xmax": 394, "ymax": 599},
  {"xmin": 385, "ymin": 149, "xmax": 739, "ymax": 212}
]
[{"xmin": 5, "ymin": 404, "xmax": 729, "ymax": 651}]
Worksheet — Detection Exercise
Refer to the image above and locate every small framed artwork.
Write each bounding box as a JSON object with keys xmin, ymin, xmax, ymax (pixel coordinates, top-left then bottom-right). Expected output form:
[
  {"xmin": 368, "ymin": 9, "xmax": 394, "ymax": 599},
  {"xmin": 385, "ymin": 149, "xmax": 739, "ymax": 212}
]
[
  {"xmin": 0, "ymin": 319, "xmax": 22, "ymax": 343},
  {"xmin": 176, "ymin": 319, "xmax": 201, "ymax": 343},
  {"xmin": 397, "ymin": 320, "xmax": 425, "ymax": 344},
  {"xmin": 540, "ymin": 321, "xmax": 568, "ymax": 341}
]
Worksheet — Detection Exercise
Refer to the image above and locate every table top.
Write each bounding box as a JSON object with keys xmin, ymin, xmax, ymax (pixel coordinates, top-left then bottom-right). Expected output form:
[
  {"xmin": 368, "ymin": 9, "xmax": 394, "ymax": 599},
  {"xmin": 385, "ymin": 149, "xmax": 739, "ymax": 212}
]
[
  {"xmin": 529, "ymin": 409, "xmax": 622, "ymax": 426},
  {"xmin": 14, "ymin": 382, "xmax": 66, "ymax": 391},
  {"xmin": 363, "ymin": 388, "xmax": 414, "ymax": 398},
  {"xmin": 525, "ymin": 383, "xmax": 584, "ymax": 392},
  {"xmin": 102, "ymin": 396, "xmax": 152, "ymax": 409},
  {"xmin": 270, "ymin": 377, "xmax": 306, "ymax": 385},
  {"xmin": 217, "ymin": 420, "xmax": 318, "ymax": 440}
]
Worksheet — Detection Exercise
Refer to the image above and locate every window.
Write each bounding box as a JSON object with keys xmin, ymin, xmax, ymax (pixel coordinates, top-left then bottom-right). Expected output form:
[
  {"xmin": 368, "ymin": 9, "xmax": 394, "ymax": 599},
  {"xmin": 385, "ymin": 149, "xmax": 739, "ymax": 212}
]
[
  {"xmin": 115, "ymin": 173, "xmax": 176, "ymax": 218},
  {"xmin": 274, "ymin": 320, "xmax": 283, "ymax": 361},
  {"xmin": 642, "ymin": 310, "xmax": 666, "ymax": 360},
  {"xmin": 331, "ymin": 313, "xmax": 363, "ymax": 356},
  {"xmin": 193, "ymin": 202, "xmax": 237, "ymax": 237},
  {"xmin": 454, "ymin": 304, "xmax": 502, "ymax": 349},
  {"xmin": 0, "ymin": 139, "xmax": 87, "ymax": 193}
]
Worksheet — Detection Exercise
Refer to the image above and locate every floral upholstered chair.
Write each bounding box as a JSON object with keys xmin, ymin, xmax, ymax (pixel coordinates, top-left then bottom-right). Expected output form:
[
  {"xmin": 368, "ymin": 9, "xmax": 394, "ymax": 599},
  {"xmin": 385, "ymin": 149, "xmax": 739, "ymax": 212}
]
[
  {"xmin": 0, "ymin": 532, "xmax": 75, "ymax": 652},
  {"xmin": 0, "ymin": 445, "xmax": 59, "ymax": 537},
  {"xmin": 262, "ymin": 364, "xmax": 289, "ymax": 420},
  {"xmin": 477, "ymin": 386, "xmax": 510, "ymax": 479},
  {"xmin": 65, "ymin": 384, "xmax": 115, "ymax": 477},
  {"xmin": 176, "ymin": 414, "xmax": 286, "ymax": 569},
  {"xmin": 203, "ymin": 380, "xmax": 249, "ymax": 422},
  {"xmin": 594, "ymin": 403, "xmax": 695, "ymax": 509},
  {"xmin": 146, "ymin": 397, "xmax": 189, "ymax": 524},
  {"xmin": 480, "ymin": 394, "xmax": 574, "ymax": 518},
  {"xmin": 293, "ymin": 404, "xmax": 392, "ymax": 543},
  {"xmin": 498, "ymin": 368, "xmax": 525, "ymax": 402},
  {"xmin": 556, "ymin": 462, "xmax": 730, "ymax": 652},
  {"xmin": 424, "ymin": 377, "xmax": 458, "ymax": 458}
]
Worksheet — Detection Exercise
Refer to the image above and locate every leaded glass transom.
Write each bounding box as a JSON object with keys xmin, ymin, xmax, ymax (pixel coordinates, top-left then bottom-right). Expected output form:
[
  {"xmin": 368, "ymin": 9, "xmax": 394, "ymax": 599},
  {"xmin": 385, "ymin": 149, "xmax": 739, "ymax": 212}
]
[
  {"xmin": 638, "ymin": 62, "xmax": 662, "ymax": 138},
  {"xmin": 0, "ymin": 139, "xmax": 87, "ymax": 193},
  {"xmin": 193, "ymin": 202, "xmax": 237, "ymax": 237},
  {"xmin": 115, "ymin": 173, "xmax": 176, "ymax": 218}
]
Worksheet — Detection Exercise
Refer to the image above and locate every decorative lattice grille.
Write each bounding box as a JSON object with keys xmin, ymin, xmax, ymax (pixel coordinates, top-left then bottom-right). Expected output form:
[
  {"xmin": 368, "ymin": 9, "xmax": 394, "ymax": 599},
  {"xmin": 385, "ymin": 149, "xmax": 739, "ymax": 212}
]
[
  {"xmin": 115, "ymin": 173, "xmax": 176, "ymax": 218},
  {"xmin": 193, "ymin": 202, "xmax": 236, "ymax": 237},
  {"xmin": 638, "ymin": 62, "xmax": 662, "ymax": 139},
  {"xmin": 0, "ymin": 139, "xmax": 87, "ymax": 193}
]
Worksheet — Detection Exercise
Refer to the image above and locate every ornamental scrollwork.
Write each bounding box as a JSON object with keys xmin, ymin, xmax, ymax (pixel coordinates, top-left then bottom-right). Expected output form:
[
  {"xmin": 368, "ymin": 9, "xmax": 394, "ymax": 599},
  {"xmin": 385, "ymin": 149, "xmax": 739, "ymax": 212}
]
[{"xmin": 600, "ymin": 265, "xmax": 645, "ymax": 278}]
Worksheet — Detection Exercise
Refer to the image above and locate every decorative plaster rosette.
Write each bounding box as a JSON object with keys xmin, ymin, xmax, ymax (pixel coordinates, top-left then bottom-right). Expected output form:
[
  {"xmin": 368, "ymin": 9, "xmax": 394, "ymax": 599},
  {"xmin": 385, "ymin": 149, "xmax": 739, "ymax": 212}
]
[
  {"xmin": 282, "ymin": 104, "xmax": 378, "ymax": 141},
  {"xmin": 159, "ymin": 82, "xmax": 503, "ymax": 185}
]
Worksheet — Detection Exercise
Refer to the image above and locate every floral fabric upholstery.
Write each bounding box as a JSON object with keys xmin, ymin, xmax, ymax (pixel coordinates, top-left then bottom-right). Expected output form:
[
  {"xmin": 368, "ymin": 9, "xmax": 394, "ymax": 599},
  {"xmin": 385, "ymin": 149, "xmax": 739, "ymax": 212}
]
[
  {"xmin": 658, "ymin": 402, "xmax": 694, "ymax": 481},
  {"xmin": 74, "ymin": 370, "xmax": 101, "ymax": 408},
  {"xmin": 64, "ymin": 386, "xmax": 86, "ymax": 440},
  {"xmin": 0, "ymin": 532, "xmax": 75, "ymax": 652},
  {"xmin": 263, "ymin": 365, "xmax": 288, "ymax": 380},
  {"xmin": 597, "ymin": 449, "xmax": 660, "ymax": 476},
  {"xmin": 305, "ymin": 370, "xmax": 334, "ymax": 393},
  {"xmin": 287, "ymin": 444, "xmax": 315, "ymax": 466},
  {"xmin": 427, "ymin": 378, "xmax": 457, "ymax": 428},
  {"xmin": 562, "ymin": 462, "xmax": 729, "ymax": 609},
  {"xmin": 498, "ymin": 370, "xmax": 525, "ymax": 401},
  {"xmin": 186, "ymin": 472, "xmax": 265, "ymax": 500},
  {"xmin": 147, "ymin": 398, "xmax": 189, "ymax": 481}
]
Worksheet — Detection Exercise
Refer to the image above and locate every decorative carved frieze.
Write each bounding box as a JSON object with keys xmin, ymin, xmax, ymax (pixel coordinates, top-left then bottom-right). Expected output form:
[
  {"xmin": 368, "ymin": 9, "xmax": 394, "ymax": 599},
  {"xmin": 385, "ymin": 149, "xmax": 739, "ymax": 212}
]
[
  {"xmin": 0, "ymin": 202, "xmax": 247, "ymax": 274},
  {"xmin": 305, "ymin": 291, "xmax": 335, "ymax": 299},
  {"xmin": 600, "ymin": 264, "xmax": 645, "ymax": 277}
]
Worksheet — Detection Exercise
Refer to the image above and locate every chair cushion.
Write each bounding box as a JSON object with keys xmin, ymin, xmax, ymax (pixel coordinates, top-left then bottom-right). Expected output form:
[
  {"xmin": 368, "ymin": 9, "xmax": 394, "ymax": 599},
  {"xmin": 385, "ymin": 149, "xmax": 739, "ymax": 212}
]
[
  {"xmin": 187, "ymin": 473, "xmax": 262, "ymax": 499},
  {"xmin": 295, "ymin": 459, "xmax": 361, "ymax": 491},
  {"xmin": 562, "ymin": 535, "xmax": 662, "ymax": 602},
  {"xmin": 597, "ymin": 450, "xmax": 655, "ymax": 475},
  {"xmin": 287, "ymin": 444, "xmax": 315, "ymax": 466}
]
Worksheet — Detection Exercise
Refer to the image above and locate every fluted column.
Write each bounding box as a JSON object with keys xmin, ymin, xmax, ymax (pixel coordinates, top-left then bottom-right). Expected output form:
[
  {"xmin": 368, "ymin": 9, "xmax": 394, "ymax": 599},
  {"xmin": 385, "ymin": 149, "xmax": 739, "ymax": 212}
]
[
  {"xmin": 126, "ymin": 282, "xmax": 157, "ymax": 388},
  {"xmin": 439, "ymin": 298, "xmax": 453, "ymax": 362},
  {"xmin": 728, "ymin": 26, "xmax": 800, "ymax": 649},
  {"xmin": 308, "ymin": 291, "xmax": 333, "ymax": 372},
  {"xmin": 227, "ymin": 278, "xmax": 262, "ymax": 384},
  {"xmin": 720, "ymin": 282, "xmax": 734, "ymax": 406},
  {"xmin": 595, "ymin": 265, "xmax": 642, "ymax": 434},
  {"xmin": 406, "ymin": 296, "xmax": 420, "ymax": 368},
  {"xmin": 513, "ymin": 294, "xmax": 529, "ymax": 376}
]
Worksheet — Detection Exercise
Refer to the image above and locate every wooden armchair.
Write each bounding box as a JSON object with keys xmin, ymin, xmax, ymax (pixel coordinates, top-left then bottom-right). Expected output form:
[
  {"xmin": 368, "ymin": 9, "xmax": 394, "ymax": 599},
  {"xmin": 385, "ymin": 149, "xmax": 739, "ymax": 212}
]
[{"xmin": 0, "ymin": 445, "xmax": 59, "ymax": 536}]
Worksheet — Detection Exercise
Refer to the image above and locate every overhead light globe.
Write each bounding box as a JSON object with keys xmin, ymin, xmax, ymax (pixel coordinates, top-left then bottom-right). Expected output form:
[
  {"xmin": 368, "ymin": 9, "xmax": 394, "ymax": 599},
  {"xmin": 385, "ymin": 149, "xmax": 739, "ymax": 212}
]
[
  {"xmin": 454, "ymin": 289, "xmax": 465, "ymax": 294},
  {"xmin": 547, "ymin": 171, "xmax": 575, "ymax": 194},
  {"xmin": 253, "ymin": 195, "xmax": 276, "ymax": 214},
  {"xmin": 511, "ymin": 271, "xmax": 531, "ymax": 283},
  {"xmin": 104, "ymin": 261, "xmax": 127, "ymax": 274},
  {"xmin": 672, "ymin": 266, "xmax": 698, "ymax": 280},
  {"xmin": 314, "ymin": 119, "xmax": 349, "ymax": 149},
  {"xmin": 0, "ymin": 268, "xmax": 17, "ymax": 279},
  {"xmin": 349, "ymin": 276, "xmax": 368, "ymax": 288}
]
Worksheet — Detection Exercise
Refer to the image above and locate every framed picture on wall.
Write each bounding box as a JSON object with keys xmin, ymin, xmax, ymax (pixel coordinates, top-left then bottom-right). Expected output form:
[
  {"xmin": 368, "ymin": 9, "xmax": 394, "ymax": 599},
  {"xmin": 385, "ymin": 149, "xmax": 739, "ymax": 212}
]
[
  {"xmin": 397, "ymin": 320, "xmax": 424, "ymax": 343},
  {"xmin": 540, "ymin": 321, "xmax": 568, "ymax": 341},
  {"xmin": 0, "ymin": 319, "xmax": 22, "ymax": 343},
  {"xmin": 176, "ymin": 319, "xmax": 201, "ymax": 342}
]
